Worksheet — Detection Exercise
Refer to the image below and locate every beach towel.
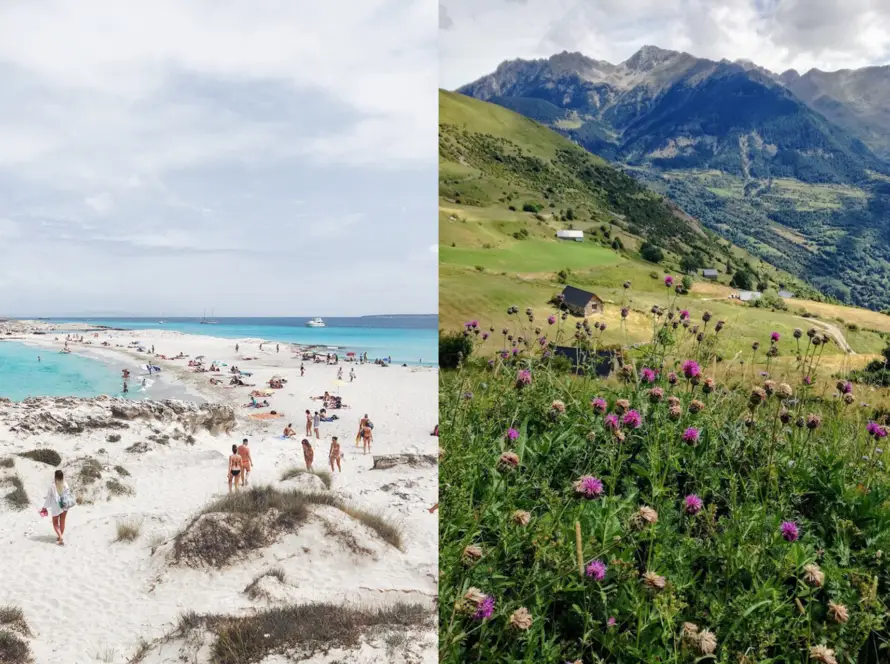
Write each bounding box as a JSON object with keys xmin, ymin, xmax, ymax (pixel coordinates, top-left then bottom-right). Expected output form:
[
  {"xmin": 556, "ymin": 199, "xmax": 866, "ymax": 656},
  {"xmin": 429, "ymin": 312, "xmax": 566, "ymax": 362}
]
[{"xmin": 248, "ymin": 412, "xmax": 284, "ymax": 420}]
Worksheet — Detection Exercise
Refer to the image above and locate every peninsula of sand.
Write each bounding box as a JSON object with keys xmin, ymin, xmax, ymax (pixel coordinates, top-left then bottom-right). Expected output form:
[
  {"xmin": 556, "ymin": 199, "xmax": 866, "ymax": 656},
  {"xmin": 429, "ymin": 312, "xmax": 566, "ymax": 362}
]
[{"xmin": 0, "ymin": 320, "xmax": 438, "ymax": 664}]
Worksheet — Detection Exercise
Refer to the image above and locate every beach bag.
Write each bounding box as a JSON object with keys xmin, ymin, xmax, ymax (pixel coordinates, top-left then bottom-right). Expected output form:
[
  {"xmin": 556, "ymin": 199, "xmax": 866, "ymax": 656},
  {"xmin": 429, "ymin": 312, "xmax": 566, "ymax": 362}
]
[
  {"xmin": 367, "ymin": 420, "xmax": 374, "ymax": 430},
  {"xmin": 59, "ymin": 488, "xmax": 76, "ymax": 510}
]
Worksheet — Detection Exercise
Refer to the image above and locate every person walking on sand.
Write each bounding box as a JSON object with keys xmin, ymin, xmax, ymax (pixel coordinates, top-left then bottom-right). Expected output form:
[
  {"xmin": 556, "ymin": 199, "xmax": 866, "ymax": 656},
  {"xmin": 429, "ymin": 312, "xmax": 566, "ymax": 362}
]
[
  {"xmin": 329, "ymin": 436, "xmax": 342, "ymax": 472},
  {"xmin": 361, "ymin": 421, "xmax": 373, "ymax": 455},
  {"xmin": 43, "ymin": 470, "xmax": 74, "ymax": 546},
  {"xmin": 305, "ymin": 409, "xmax": 312, "ymax": 436},
  {"xmin": 313, "ymin": 410, "xmax": 320, "ymax": 439},
  {"xmin": 302, "ymin": 438, "xmax": 315, "ymax": 471},
  {"xmin": 337, "ymin": 366, "xmax": 343, "ymax": 380},
  {"xmin": 237, "ymin": 438, "xmax": 253, "ymax": 486},
  {"xmin": 228, "ymin": 444, "xmax": 243, "ymax": 492}
]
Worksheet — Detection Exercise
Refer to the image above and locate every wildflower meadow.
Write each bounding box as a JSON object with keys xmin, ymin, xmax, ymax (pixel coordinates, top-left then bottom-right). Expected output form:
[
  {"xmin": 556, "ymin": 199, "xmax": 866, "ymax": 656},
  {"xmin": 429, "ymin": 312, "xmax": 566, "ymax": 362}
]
[{"xmin": 439, "ymin": 282, "xmax": 890, "ymax": 663}]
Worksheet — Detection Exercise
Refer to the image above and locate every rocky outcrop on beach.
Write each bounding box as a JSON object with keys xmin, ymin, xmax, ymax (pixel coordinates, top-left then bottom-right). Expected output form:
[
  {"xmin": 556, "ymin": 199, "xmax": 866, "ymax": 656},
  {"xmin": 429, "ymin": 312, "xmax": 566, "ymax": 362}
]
[
  {"xmin": 371, "ymin": 454, "xmax": 438, "ymax": 470},
  {"xmin": 0, "ymin": 396, "xmax": 235, "ymax": 435}
]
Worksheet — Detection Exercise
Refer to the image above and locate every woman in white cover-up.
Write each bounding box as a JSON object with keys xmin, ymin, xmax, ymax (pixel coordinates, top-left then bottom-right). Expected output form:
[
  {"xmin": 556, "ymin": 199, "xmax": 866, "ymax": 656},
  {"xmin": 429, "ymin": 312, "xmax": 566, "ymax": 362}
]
[{"xmin": 44, "ymin": 469, "xmax": 73, "ymax": 546}]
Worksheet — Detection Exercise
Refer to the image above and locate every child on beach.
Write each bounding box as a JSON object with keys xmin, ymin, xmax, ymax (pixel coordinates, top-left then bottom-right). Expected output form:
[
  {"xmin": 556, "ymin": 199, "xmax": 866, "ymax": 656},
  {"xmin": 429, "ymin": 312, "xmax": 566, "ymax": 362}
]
[
  {"xmin": 228, "ymin": 444, "xmax": 243, "ymax": 492},
  {"xmin": 43, "ymin": 470, "xmax": 74, "ymax": 546},
  {"xmin": 237, "ymin": 438, "xmax": 253, "ymax": 486},
  {"xmin": 302, "ymin": 438, "xmax": 314, "ymax": 471},
  {"xmin": 305, "ymin": 409, "xmax": 312, "ymax": 436},
  {"xmin": 329, "ymin": 436, "xmax": 342, "ymax": 472}
]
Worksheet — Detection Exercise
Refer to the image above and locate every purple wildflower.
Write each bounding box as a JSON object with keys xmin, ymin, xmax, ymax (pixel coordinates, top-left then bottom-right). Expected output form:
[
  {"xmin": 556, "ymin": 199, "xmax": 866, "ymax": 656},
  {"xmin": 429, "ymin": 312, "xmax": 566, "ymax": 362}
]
[
  {"xmin": 516, "ymin": 370, "xmax": 532, "ymax": 387},
  {"xmin": 547, "ymin": 315, "xmax": 556, "ymax": 325},
  {"xmin": 607, "ymin": 617, "xmax": 616, "ymax": 628},
  {"xmin": 473, "ymin": 595, "xmax": 495, "ymax": 621},
  {"xmin": 771, "ymin": 331, "xmax": 780, "ymax": 343},
  {"xmin": 780, "ymin": 521, "xmax": 799, "ymax": 542},
  {"xmin": 664, "ymin": 275, "xmax": 674, "ymax": 287},
  {"xmin": 803, "ymin": 375, "xmax": 812, "ymax": 386},
  {"xmin": 682, "ymin": 427, "xmax": 700, "ymax": 444},
  {"xmin": 684, "ymin": 494, "xmax": 704, "ymax": 515},
  {"xmin": 591, "ymin": 397, "xmax": 608, "ymax": 414},
  {"xmin": 576, "ymin": 475, "xmax": 604, "ymax": 498},
  {"xmin": 640, "ymin": 367, "xmax": 657, "ymax": 383},
  {"xmin": 585, "ymin": 559, "xmax": 607, "ymax": 581},
  {"xmin": 681, "ymin": 360, "xmax": 701, "ymax": 379},
  {"xmin": 506, "ymin": 428, "xmax": 519, "ymax": 441},
  {"xmin": 868, "ymin": 421, "xmax": 888, "ymax": 438},
  {"xmin": 622, "ymin": 409, "xmax": 643, "ymax": 429},
  {"xmin": 481, "ymin": 332, "xmax": 489, "ymax": 341},
  {"xmin": 667, "ymin": 371, "xmax": 678, "ymax": 385},
  {"xmin": 604, "ymin": 414, "xmax": 620, "ymax": 431},
  {"xmin": 680, "ymin": 309, "xmax": 690, "ymax": 320},
  {"xmin": 841, "ymin": 381, "xmax": 853, "ymax": 394}
]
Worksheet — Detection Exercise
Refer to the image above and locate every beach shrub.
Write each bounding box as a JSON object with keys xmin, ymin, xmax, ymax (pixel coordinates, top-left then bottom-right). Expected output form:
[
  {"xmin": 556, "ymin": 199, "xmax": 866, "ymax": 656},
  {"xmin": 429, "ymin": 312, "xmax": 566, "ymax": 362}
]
[
  {"xmin": 439, "ymin": 293, "xmax": 890, "ymax": 663},
  {"xmin": 2, "ymin": 476, "xmax": 28, "ymax": 510},
  {"xmin": 17, "ymin": 448, "xmax": 61, "ymax": 466},
  {"xmin": 0, "ymin": 458, "xmax": 13, "ymax": 469},
  {"xmin": 115, "ymin": 518, "xmax": 142, "ymax": 542},
  {"xmin": 440, "ymin": 330, "xmax": 473, "ymax": 369},
  {"xmin": 0, "ymin": 630, "xmax": 30, "ymax": 664},
  {"xmin": 106, "ymin": 477, "xmax": 134, "ymax": 497},
  {"xmin": 165, "ymin": 602, "xmax": 428, "ymax": 664},
  {"xmin": 243, "ymin": 568, "xmax": 287, "ymax": 601},
  {"xmin": 280, "ymin": 468, "xmax": 332, "ymax": 489}
]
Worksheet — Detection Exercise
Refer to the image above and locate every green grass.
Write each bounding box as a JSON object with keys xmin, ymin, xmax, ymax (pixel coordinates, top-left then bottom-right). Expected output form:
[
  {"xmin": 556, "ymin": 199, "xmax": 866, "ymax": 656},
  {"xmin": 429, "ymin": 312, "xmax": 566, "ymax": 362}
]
[
  {"xmin": 441, "ymin": 238, "xmax": 620, "ymax": 273},
  {"xmin": 439, "ymin": 294, "xmax": 890, "ymax": 662}
]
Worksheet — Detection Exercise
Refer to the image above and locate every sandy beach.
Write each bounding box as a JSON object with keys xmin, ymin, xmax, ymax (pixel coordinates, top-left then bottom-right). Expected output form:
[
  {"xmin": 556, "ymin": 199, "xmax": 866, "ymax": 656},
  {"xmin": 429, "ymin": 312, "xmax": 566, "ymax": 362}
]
[{"xmin": 0, "ymin": 322, "xmax": 438, "ymax": 663}]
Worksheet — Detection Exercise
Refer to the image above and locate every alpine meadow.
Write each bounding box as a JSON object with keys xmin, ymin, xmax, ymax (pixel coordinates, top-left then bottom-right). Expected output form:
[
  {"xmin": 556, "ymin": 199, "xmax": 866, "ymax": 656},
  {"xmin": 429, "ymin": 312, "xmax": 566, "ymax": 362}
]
[{"xmin": 438, "ymin": 30, "xmax": 890, "ymax": 664}]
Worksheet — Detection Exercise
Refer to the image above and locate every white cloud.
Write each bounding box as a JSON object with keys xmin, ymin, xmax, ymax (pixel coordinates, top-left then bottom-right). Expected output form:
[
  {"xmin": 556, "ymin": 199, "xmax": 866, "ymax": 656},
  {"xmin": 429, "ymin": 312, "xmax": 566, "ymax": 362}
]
[
  {"xmin": 84, "ymin": 193, "xmax": 114, "ymax": 215},
  {"xmin": 439, "ymin": 0, "xmax": 890, "ymax": 88}
]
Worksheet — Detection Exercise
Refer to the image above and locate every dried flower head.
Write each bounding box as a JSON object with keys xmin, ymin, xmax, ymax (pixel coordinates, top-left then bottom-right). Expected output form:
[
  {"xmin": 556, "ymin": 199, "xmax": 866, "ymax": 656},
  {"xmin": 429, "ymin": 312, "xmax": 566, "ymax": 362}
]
[
  {"xmin": 512, "ymin": 510, "xmax": 531, "ymax": 526},
  {"xmin": 702, "ymin": 376, "xmax": 716, "ymax": 393},
  {"xmin": 697, "ymin": 630, "xmax": 717, "ymax": 655},
  {"xmin": 682, "ymin": 622, "xmax": 699, "ymax": 639},
  {"xmin": 688, "ymin": 399, "xmax": 705, "ymax": 414},
  {"xmin": 642, "ymin": 571, "xmax": 666, "ymax": 591},
  {"xmin": 803, "ymin": 563, "xmax": 824, "ymax": 587},
  {"xmin": 806, "ymin": 413, "xmax": 822, "ymax": 430},
  {"xmin": 763, "ymin": 380, "xmax": 776, "ymax": 396},
  {"xmin": 749, "ymin": 387, "xmax": 767, "ymax": 407},
  {"xmin": 777, "ymin": 382, "xmax": 793, "ymax": 399},
  {"xmin": 780, "ymin": 408, "xmax": 792, "ymax": 424},
  {"xmin": 669, "ymin": 405, "xmax": 682, "ymax": 420},
  {"xmin": 633, "ymin": 506, "xmax": 659, "ymax": 529},
  {"xmin": 615, "ymin": 399, "xmax": 630, "ymax": 414},
  {"xmin": 648, "ymin": 387, "xmax": 665, "ymax": 403},
  {"xmin": 462, "ymin": 545, "xmax": 483, "ymax": 564},
  {"xmin": 551, "ymin": 399, "xmax": 566, "ymax": 414},
  {"xmin": 828, "ymin": 601, "xmax": 849, "ymax": 624},
  {"xmin": 809, "ymin": 645, "xmax": 837, "ymax": 664},
  {"xmin": 499, "ymin": 452, "xmax": 520, "ymax": 470},
  {"xmin": 509, "ymin": 607, "xmax": 533, "ymax": 630},
  {"xmin": 844, "ymin": 392, "xmax": 855, "ymax": 405}
]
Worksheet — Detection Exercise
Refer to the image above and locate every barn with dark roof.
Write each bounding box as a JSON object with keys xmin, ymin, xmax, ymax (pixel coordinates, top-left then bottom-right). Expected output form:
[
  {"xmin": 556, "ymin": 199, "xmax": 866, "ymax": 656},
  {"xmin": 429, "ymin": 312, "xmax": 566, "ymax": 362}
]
[{"xmin": 560, "ymin": 285, "xmax": 604, "ymax": 317}]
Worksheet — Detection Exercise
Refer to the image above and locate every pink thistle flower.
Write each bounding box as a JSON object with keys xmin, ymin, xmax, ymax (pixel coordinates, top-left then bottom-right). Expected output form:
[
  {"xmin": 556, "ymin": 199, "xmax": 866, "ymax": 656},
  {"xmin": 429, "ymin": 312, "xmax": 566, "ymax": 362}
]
[
  {"xmin": 667, "ymin": 371, "xmax": 678, "ymax": 385},
  {"xmin": 771, "ymin": 331, "xmax": 780, "ymax": 343},
  {"xmin": 506, "ymin": 428, "xmax": 519, "ymax": 441},
  {"xmin": 591, "ymin": 397, "xmax": 608, "ymax": 413},
  {"xmin": 516, "ymin": 369, "xmax": 532, "ymax": 387},
  {"xmin": 780, "ymin": 521, "xmax": 799, "ymax": 542},
  {"xmin": 547, "ymin": 315, "xmax": 556, "ymax": 325},
  {"xmin": 473, "ymin": 595, "xmax": 495, "ymax": 620},
  {"xmin": 604, "ymin": 414, "xmax": 620, "ymax": 431},
  {"xmin": 664, "ymin": 275, "xmax": 674, "ymax": 287},
  {"xmin": 585, "ymin": 559, "xmax": 607, "ymax": 581},
  {"xmin": 682, "ymin": 427, "xmax": 699, "ymax": 444},
  {"xmin": 684, "ymin": 494, "xmax": 703, "ymax": 515},
  {"xmin": 681, "ymin": 360, "xmax": 701, "ymax": 379},
  {"xmin": 622, "ymin": 410, "xmax": 642, "ymax": 429},
  {"xmin": 574, "ymin": 475, "xmax": 604, "ymax": 498},
  {"xmin": 679, "ymin": 310, "xmax": 690, "ymax": 320},
  {"xmin": 607, "ymin": 617, "xmax": 616, "ymax": 628},
  {"xmin": 640, "ymin": 367, "xmax": 657, "ymax": 383}
]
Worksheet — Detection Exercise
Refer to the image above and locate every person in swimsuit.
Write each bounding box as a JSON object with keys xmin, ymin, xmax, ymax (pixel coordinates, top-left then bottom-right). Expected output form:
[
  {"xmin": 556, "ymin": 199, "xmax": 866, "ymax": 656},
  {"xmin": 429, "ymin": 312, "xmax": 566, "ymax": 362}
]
[
  {"xmin": 237, "ymin": 438, "xmax": 253, "ymax": 486},
  {"xmin": 329, "ymin": 436, "xmax": 342, "ymax": 472},
  {"xmin": 361, "ymin": 423, "xmax": 373, "ymax": 455},
  {"xmin": 44, "ymin": 470, "xmax": 71, "ymax": 546},
  {"xmin": 283, "ymin": 423, "xmax": 296, "ymax": 438},
  {"xmin": 300, "ymin": 363, "xmax": 305, "ymax": 377},
  {"xmin": 302, "ymin": 438, "xmax": 314, "ymax": 471},
  {"xmin": 305, "ymin": 409, "xmax": 312, "ymax": 436},
  {"xmin": 313, "ymin": 411, "xmax": 320, "ymax": 439},
  {"xmin": 228, "ymin": 444, "xmax": 243, "ymax": 492}
]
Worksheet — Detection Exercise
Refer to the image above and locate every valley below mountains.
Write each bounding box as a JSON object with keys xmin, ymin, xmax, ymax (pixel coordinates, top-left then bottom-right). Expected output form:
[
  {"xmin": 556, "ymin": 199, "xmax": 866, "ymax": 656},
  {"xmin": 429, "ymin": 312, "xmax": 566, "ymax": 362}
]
[{"xmin": 457, "ymin": 45, "xmax": 890, "ymax": 311}]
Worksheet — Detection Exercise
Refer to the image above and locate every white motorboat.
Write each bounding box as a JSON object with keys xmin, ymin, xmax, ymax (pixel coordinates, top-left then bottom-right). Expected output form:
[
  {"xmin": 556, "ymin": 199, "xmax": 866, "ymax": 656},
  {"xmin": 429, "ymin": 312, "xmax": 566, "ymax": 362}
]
[{"xmin": 306, "ymin": 317, "xmax": 326, "ymax": 328}]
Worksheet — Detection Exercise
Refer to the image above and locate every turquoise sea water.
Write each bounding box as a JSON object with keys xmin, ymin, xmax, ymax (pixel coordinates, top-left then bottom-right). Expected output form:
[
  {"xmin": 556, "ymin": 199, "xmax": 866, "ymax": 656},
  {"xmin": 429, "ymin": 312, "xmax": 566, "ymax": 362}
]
[
  {"xmin": 47, "ymin": 317, "xmax": 437, "ymax": 366},
  {"xmin": 0, "ymin": 341, "xmax": 131, "ymax": 401}
]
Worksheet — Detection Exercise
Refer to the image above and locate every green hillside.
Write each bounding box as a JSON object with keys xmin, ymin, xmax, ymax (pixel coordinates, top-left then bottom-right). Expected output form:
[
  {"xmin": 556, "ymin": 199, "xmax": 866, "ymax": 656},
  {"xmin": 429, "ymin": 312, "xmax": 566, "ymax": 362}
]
[{"xmin": 439, "ymin": 90, "xmax": 890, "ymax": 366}]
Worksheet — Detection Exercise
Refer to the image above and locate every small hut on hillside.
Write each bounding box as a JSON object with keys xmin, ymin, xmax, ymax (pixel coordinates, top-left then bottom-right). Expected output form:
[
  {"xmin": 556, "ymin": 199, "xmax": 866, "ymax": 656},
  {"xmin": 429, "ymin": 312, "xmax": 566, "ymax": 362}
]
[{"xmin": 560, "ymin": 285, "xmax": 604, "ymax": 317}]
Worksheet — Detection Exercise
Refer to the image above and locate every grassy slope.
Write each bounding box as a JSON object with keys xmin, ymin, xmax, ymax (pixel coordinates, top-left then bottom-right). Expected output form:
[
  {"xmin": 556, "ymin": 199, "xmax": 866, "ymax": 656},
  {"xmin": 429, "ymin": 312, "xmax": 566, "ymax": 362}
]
[{"xmin": 439, "ymin": 91, "xmax": 890, "ymax": 368}]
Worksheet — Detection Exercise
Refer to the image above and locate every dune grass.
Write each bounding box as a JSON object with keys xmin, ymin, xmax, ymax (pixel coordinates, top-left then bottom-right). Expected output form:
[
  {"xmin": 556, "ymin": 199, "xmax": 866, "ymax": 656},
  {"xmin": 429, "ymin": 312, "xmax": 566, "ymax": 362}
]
[
  {"xmin": 77, "ymin": 457, "xmax": 103, "ymax": 485},
  {"xmin": 2, "ymin": 475, "xmax": 29, "ymax": 510},
  {"xmin": 439, "ymin": 293, "xmax": 890, "ymax": 663},
  {"xmin": 279, "ymin": 467, "xmax": 332, "ymax": 489},
  {"xmin": 173, "ymin": 602, "xmax": 428, "ymax": 664},
  {"xmin": 107, "ymin": 477, "xmax": 134, "ymax": 497},
  {"xmin": 0, "ymin": 458, "xmax": 13, "ymax": 469},
  {"xmin": 173, "ymin": 486, "xmax": 402, "ymax": 567},
  {"xmin": 0, "ymin": 606, "xmax": 31, "ymax": 664},
  {"xmin": 115, "ymin": 517, "xmax": 142, "ymax": 542},
  {"xmin": 243, "ymin": 568, "xmax": 287, "ymax": 601},
  {"xmin": 17, "ymin": 448, "xmax": 61, "ymax": 466}
]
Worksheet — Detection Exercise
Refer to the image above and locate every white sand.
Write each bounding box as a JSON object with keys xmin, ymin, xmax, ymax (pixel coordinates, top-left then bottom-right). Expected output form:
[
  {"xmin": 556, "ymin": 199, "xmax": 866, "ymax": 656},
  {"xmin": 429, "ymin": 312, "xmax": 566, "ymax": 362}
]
[{"xmin": 0, "ymin": 325, "xmax": 439, "ymax": 663}]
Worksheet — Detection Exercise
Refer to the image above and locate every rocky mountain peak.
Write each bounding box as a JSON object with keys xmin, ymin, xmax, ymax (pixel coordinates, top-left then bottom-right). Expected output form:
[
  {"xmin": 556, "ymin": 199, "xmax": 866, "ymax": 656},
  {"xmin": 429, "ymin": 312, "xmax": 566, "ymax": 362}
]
[{"xmin": 622, "ymin": 45, "xmax": 680, "ymax": 72}]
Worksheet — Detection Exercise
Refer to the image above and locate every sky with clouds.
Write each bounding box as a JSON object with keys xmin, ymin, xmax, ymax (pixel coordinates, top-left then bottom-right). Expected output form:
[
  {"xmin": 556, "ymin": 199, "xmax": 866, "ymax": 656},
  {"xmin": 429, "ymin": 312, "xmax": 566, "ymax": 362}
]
[
  {"xmin": 0, "ymin": 0, "xmax": 437, "ymax": 317},
  {"xmin": 440, "ymin": 0, "xmax": 890, "ymax": 89}
]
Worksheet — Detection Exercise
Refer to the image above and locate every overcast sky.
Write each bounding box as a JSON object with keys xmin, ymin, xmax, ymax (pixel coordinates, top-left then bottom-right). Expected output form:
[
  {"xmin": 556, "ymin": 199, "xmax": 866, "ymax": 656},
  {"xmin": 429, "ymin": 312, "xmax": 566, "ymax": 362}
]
[
  {"xmin": 0, "ymin": 0, "xmax": 437, "ymax": 318},
  {"xmin": 440, "ymin": 0, "xmax": 890, "ymax": 89}
]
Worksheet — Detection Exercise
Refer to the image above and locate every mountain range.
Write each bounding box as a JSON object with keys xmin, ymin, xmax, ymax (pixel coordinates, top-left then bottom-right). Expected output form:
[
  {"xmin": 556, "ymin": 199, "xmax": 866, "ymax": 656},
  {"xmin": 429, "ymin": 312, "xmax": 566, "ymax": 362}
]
[{"xmin": 456, "ymin": 46, "xmax": 890, "ymax": 310}]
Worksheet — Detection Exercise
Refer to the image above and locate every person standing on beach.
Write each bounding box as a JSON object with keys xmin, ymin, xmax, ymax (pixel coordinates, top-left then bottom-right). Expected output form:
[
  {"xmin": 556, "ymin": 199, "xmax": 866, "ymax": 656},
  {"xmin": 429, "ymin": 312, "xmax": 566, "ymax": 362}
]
[
  {"xmin": 235, "ymin": 343, "xmax": 239, "ymax": 353},
  {"xmin": 337, "ymin": 366, "xmax": 343, "ymax": 380},
  {"xmin": 349, "ymin": 367, "xmax": 355, "ymax": 382},
  {"xmin": 329, "ymin": 436, "xmax": 342, "ymax": 472},
  {"xmin": 313, "ymin": 411, "xmax": 320, "ymax": 439},
  {"xmin": 43, "ymin": 470, "xmax": 73, "ymax": 546},
  {"xmin": 302, "ymin": 438, "xmax": 314, "ymax": 471},
  {"xmin": 276, "ymin": 343, "xmax": 279, "ymax": 353},
  {"xmin": 237, "ymin": 438, "xmax": 253, "ymax": 486},
  {"xmin": 300, "ymin": 363, "xmax": 305, "ymax": 377},
  {"xmin": 361, "ymin": 421, "xmax": 373, "ymax": 455},
  {"xmin": 228, "ymin": 444, "xmax": 243, "ymax": 492},
  {"xmin": 305, "ymin": 409, "xmax": 312, "ymax": 436}
]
